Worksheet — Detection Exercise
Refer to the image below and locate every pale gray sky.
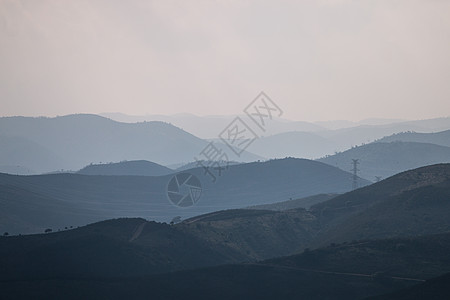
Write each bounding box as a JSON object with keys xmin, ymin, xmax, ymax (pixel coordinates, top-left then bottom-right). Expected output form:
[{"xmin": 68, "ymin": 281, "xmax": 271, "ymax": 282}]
[{"xmin": 1, "ymin": 0, "xmax": 449, "ymax": 121}]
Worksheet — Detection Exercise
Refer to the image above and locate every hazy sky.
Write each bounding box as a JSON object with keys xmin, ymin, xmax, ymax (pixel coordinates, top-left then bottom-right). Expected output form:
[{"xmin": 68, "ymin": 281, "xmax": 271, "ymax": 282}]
[{"xmin": 1, "ymin": 0, "xmax": 449, "ymax": 121}]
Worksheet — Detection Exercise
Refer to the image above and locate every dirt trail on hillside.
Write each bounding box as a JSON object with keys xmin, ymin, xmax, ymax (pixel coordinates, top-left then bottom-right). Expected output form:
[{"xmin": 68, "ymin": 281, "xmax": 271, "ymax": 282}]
[{"xmin": 129, "ymin": 222, "xmax": 146, "ymax": 242}]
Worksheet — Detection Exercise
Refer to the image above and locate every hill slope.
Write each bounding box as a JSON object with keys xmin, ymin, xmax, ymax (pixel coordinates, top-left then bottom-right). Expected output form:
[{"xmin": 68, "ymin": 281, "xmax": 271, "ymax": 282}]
[
  {"xmin": 377, "ymin": 129, "xmax": 450, "ymax": 148},
  {"xmin": 318, "ymin": 141, "xmax": 450, "ymax": 181},
  {"xmin": 246, "ymin": 193, "xmax": 338, "ymax": 211},
  {"xmin": 77, "ymin": 160, "xmax": 174, "ymax": 176},
  {"xmin": 315, "ymin": 121, "xmax": 450, "ymax": 151},
  {"xmin": 173, "ymin": 163, "xmax": 450, "ymax": 258},
  {"xmin": 0, "ymin": 158, "xmax": 367, "ymax": 234},
  {"xmin": 310, "ymin": 164, "xmax": 450, "ymax": 247},
  {"xmin": 0, "ymin": 218, "xmax": 250, "ymax": 281}
]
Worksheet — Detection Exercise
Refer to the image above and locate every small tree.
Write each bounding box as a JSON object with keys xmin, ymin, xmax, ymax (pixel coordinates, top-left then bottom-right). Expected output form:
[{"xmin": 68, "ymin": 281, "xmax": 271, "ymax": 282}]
[
  {"xmin": 44, "ymin": 228, "xmax": 52, "ymax": 233},
  {"xmin": 3, "ymin": 232, "xmax": 9, "ymax": 237}
]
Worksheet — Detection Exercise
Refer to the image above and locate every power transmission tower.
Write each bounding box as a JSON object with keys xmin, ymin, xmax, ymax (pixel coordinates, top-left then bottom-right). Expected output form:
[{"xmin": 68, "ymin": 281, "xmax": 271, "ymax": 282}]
[{"xmin": 351, "ymin": 159, "xmax": 360, "ymax": 190}]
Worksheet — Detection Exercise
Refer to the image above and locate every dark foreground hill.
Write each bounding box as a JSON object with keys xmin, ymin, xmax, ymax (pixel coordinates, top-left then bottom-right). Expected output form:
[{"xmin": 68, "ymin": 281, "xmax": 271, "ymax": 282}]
[
  {"xmin": 77, "ymin": 160, "xmax": 174, "ymax": 176},
  {"xmin": 0, "ymin": 158, "xmax": 366, "ymax": 234},
  {"xmin": 3, "ymin": 232, "xmax": 450, "ymax": 300},
  {"xmin": 0, "ymin": 208, "xmax": 320, "ymax": 282},
  {"xmin": 0, "ymin": 218, "xmax": 247, "ymax": 281}
]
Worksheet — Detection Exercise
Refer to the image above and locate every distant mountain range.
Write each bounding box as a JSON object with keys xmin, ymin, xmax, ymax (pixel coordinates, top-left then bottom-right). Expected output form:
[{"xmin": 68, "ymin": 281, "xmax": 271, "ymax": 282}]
[
  {"xmin": 218, "ymin": 123, "xmax": 450, "ymax": 161},
  {"xmin": 100, "ymin": 112, "xmax": 326, "ymax": 138},
  {"xmin": 1, "ymin": 114, "xmax": 450, "ymax": 175},
  {"xmin": 102, "ymin": 113, "xmax": 450, "ymax": 138},
  {"xmin": 0, "ymin": 114, "xmax": 261, "ymax": 174},
  {"xmin": 0, "ymin": 158, "xmax": 367, "ymax": 234}
]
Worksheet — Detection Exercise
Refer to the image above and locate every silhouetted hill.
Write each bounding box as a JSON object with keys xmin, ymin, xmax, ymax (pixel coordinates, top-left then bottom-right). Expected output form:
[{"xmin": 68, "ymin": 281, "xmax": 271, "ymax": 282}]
[
  {"xmin": 178, "ymin": 163, "xmax": 450, "ymax": 258},
  {"xmin": 170, "ymin": 163, "xmax": 450, "ymax": 258},
  {"xmin": 0, "ymin": 208, "xmax": 320, "ymax": 282},
  {"xmin": 177, "ymin": 164, "xmax": 450, "ymax": 259},
  {"xmin": 0, "ymin": 158, "xmax": 366, "ymax": 234},
  {"xmin": 0, "ymin": 218, "xmax": 248, "ymax": 281},
  {"xmin": 247, "ymin": 193, "xmax": 338, "ymax": 210},
  {"xmin": 77, "ymin": 160, "xmax": 173, "ymax": 176},
  {"xmin": 310, "ymin": 164, "xmax": 450, "ymax": 247},
  {"xmin": 318, "ymin": 141, "xmax": 450, "ymax": 181},
  {"xmin": 178, "ymin": 208, "xmax": 317, "ymax": 260},
  {"xmin": 377, "ymin": 129, "xmax": 450, "ymax": 148}
]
